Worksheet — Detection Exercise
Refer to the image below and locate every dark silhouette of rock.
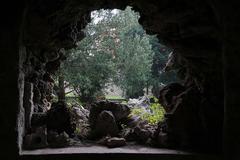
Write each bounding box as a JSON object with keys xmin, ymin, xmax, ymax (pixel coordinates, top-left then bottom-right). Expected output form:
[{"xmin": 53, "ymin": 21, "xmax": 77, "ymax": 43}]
[
  {"xmin": 89, "ymin": 101, "xmax": 131, "ymax": 129},
  {"xmin": 23, "ymin": 126, "xmax": 48, "ymax": 149},
  {"xmin": 71, "ymin": 106, "xmax": 89, "ymax": 122},
  {"xmin": 31, "ymin": 113, "xmax": 47, "ymax": 127},
  {"xmin": 47, "ymin": 131, "xmax": 70, "ymax": 148},
  {"xmin": 7, "ymin": 0, "xmax": 228, "ymax": 154},
  {"xmin": 46, "ymin": 101, "xmax": 75, "ymax": 137},
  {"xmin": 97, "ymin": 136, "xmax": 126, "ymax": 148},
  {"xmin": 133, "ymin": 123, "xmax": 155, "ymax": 145},
  {"xmin": 119, "ymin": 128, "xmax": 136, "ymax": 141},
  {"xmin": 92, "ymin": 110, "xmax": 119, "ymax": 138},
  {"xmin": 159, "ymin": 83, "xmax": 185, "ymax": 112},
  {"xmin": 31, "ymin": 101, "xmax": 76, "ymax": 137},
  {"xmin": 156, "ymin": 85, "xmax": 218, "ymax": 151},
  {"xmin": 106, "ymin": 137, "xmax": 127, "ymax": 148},
  {"xmin": 23, "ymin": 82, "xmax": 34, "ymax": 131}
]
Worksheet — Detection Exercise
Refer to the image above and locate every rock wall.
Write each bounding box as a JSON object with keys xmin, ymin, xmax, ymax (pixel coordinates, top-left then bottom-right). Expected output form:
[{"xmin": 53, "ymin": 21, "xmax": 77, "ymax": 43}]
[
  {"xmin": 220, "ymin": 1, "xmax": 240, "ymax": 159},
  {"xmin": 19, "ymin": 0, "xmax": 224, "ymax": 152},
  {"xmin": 0, "ymin": 0, "xmax": 26, "ymax": 157},
  {"xmin": 2, "ymin": 0, "xmax": 240, "ymax": 159},
  {"xmin": 17, "ymin": 45, "xmax": 26, "ymax": 153},
  {"xmin": 15, "ymin": 0, "xmax": 223, "ymax": 152}
]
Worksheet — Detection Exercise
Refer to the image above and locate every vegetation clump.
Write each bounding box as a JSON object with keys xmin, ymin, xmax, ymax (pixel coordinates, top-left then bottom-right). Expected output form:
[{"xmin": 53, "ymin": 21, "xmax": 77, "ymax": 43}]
[{"xmin": 130, "ymin": 96, "xmax": 165, "ymax": 125}]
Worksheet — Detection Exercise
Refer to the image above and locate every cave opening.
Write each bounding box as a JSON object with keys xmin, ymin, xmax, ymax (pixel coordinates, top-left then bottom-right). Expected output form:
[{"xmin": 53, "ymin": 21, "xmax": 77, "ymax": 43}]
[
  {"xmin": 22, "ymin": 6, "xmax": 183, "ymax": 153},
  {"xmin": 18, "ymin": 0, "xmax": 224, "ymax": 157}
]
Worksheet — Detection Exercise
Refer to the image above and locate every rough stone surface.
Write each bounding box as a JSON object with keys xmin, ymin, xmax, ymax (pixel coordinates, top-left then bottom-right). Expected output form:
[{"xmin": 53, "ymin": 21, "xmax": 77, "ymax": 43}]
[
  {"xmin": 47, "ymin": 131, "xmax": 70, "ymax": 148},
  {"xmin": 3, "ymin": 0, "xmax": 240, "ymax": 159},
  {"xmin": 71, "ymin": 106, "xmax": 89, "ymax": 122},
  {"xmin": 97, "ymin": 136, "xmax": 127, "ymax": 148},
  {"xmin": 21, "ymin": 144, "xmax": 192, "ymax": 155},
  {"xmin": 127, "ymin": 96, "xmax": 151, "ymax": 109},
  {"xmin": 89, "ymin": 101, "xmax": 130, "ymax": 129},
  {"xmin": 106, "ymin": 137, "xmax": 127, "ymax": 148},
  {"xmin": 71, "ymin": 106, "xmax": 90, "ymax": 139},
  {"xmin": 23, "ymin": 82, "xmax": 34, "ymax": 131},
  {"xmin": 23, "ymin": 126, "xmax": 48, "ymax": 149},
  {"xmin": 46, "ymin": 101, "xmax": 75, "ymax": 137},
  {"xmin": 31, "ymin": 113, "xmax": 47, "ymax": 127},
  {"xmin": 134, "ymin": 126, "xmax": 152, "ymax": 143},
  {"xmin": 156, "ymin": 85, "xmax": 221, "ymax": 151},
  {"xmin": 17, "ymin": 62, "xmax": 26, "ymax": 153},
  {"xmin": 92, "ymin": 110, "xmax": 119, "ymax": 138},
  {"xmin": 18, "ymin": 0, "xmax": 224, "ymax": 153},
  {"xmin": 159, "ymin": 83, "xmax": 185, "ymax": 112},
  {"xmin": 119, "ymin": 128, "xmax": 136, "ymax": 141}
]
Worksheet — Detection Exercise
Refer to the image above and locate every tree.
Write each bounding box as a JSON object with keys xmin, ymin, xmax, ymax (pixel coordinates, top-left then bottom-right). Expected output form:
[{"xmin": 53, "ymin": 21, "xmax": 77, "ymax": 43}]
[
  {"xmin": 63, "ymin": 37, "xmax": 115, "ymax": 102},
  {"xmin": 60, "ymin": 6, "xmax": 177, "ymax": 102},
  {"xmin": 114, "ymin": 34, "xmax": 153, "ymax": 98}
]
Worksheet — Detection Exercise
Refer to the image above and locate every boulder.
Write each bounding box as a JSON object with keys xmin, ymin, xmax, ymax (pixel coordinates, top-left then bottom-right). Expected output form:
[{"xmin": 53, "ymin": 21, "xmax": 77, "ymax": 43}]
[
  {"xmin": 156, "ymin": 86, "xmax": 209, "ymax": 149},
  {"xmin": 23, "ymin": 126, "xmax": 48, "ymax": 149},
  {"xmin": 153, "ymin": 121, "xmax": 172, "ymax": 148},
  {"xmin": 97, "ymin": 136, "xmax": 126, "ymax": 148},
  {"xmin": 134, "ymin": 126, "xmax": 152, "ymax": 144},
  {"xmin": 119, "ymin": 128, "xmax": 136, "ymax": 141},
  {"xmin": 156, "ymin": 129, "xmax": 169, "ymax": 147},
  {"xmin": 158, "ymin": 83, "xmax": 185, "ymax": 112},
  {"xmin": 71, "ymin": 106, "xmax": 89, "ymax": 122},
  {"xmin": 127, "ymin": 96, "xmax": 151, "ymax": 109},
  {"xmin": 71, "ymin": 106, "xmax": 90, "ymax": 139},
  {"xmin": 47, "ymin": 131, "xmax": 70, "ymax": 148},
  {"xmin": 31, "ymin": 113, "xmax": 47, "ymax": 127},
  {"xmin": 106, "ymin": 137, "xmax": 126, "ymax": 148},
  {"xmin": 46, "ymin": 101, "xmax": 75, "ymax": 137},
  {"xmin": 92, "ymin": 110, "xmax": 119, "ymax": 138},
  {"xmin": 89, "ymin": 101, "xmax": 130, "ymax": 129}
]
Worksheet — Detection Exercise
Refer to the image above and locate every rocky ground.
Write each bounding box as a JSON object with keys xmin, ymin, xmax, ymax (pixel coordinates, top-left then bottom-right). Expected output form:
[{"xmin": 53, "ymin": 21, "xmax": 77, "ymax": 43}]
[
  {"xmin": 23, "ymin": 98, "xmax": 164, "ymax": 149},
  {"xmin": 22, "ymin": 84, "xmax": 221, "ymax": 152}
]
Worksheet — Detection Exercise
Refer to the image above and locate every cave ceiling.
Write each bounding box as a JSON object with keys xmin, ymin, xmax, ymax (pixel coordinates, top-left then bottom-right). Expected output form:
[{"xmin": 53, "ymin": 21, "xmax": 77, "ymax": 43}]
[{"xmin": 24, "ymin": 0, "xmax": 223, "ymax": 88}]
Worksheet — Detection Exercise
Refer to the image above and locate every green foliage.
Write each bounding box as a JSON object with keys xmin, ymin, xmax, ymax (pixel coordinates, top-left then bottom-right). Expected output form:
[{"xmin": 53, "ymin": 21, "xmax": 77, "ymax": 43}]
[
  {"xmin": 65, "ymin": 97, "xmax": 83, "ymax": 107},
  {"xmin": 75, "ymin": 127, "xmax": 81, "ymax": 135},
  {"xmin": 62, "ymin": 7, "xmax": 155, "ymax": 101},
  {"xmin": 114, "ymin": 34, "xmax": 154, "ymax": 98},
  {"xmin": 63, "ymin": 36, "xmax": 115, "ymax": 102},
  {"xmin": 61, "ymin": 6, "xmax": 178, "ymax": 102},
  {"xmin": 130, "ymin": 98, "xmax": 165, "ymax": 125}
]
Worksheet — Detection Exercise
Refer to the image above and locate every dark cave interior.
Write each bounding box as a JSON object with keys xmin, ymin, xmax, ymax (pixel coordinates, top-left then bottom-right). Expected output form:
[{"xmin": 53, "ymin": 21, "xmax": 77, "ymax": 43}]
[{"xmin": 1, "ymin": 0, "xmax": 240, "ymax": 160}]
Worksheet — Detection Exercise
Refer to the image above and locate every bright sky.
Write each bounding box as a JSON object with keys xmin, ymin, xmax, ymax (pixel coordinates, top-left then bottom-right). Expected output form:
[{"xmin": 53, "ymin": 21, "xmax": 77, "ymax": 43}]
[{"xmin": 91, "ymin": 9, "xmax": 120, "ymax": 24}]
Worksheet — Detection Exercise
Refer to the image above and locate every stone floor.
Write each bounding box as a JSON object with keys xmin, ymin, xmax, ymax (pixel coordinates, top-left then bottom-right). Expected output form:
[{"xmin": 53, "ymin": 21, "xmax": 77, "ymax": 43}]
[
  {"xmin": 20, "ymin": 144, "xmax": 223, "ymax": 160},
  {"xmin": 21, "ymin": 144, "xmax": 189, "ymax": 155}
]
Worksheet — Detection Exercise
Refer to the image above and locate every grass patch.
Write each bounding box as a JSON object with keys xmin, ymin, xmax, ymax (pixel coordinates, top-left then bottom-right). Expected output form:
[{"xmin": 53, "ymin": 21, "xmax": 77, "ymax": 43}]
[
  {"xmin": 105, "ymin": 95, "xmax": 126, "ymax": 100},
  {"xmin": 65, "ymin": 92, "xmax": 76, "ymax": 97}
]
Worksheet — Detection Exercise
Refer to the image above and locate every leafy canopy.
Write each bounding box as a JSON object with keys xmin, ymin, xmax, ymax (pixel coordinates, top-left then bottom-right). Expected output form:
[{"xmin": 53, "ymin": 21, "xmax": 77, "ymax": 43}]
[{"xmin": 62, "ymin": 6, "xmax": 178, "ymax": 102}]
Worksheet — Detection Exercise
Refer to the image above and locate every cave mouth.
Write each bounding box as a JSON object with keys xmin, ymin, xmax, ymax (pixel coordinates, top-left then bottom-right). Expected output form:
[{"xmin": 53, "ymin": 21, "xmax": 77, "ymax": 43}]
[
  {"xmin": 19, "ymin": 0, "xmax": 224, "ymax": 156},
  {"xmin": 22, "ymin": 6, "xmax": 183, "ymax": 152}
]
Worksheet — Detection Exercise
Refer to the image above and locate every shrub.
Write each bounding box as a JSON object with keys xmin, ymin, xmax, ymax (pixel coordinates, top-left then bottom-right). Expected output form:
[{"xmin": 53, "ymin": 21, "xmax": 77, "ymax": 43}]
[{"xmin": 130, "ymin": 98, "xmax": 165, "ymax": 125}]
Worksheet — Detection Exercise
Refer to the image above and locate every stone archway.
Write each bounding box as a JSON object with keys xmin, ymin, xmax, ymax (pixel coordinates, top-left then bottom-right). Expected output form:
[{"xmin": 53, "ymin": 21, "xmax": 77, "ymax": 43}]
[{"xmin": 16, "ymin": 0, "xmax": 225, "ymax": 154}]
